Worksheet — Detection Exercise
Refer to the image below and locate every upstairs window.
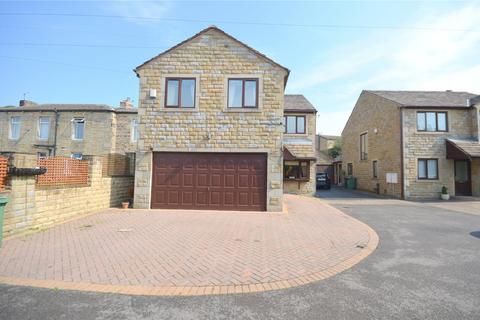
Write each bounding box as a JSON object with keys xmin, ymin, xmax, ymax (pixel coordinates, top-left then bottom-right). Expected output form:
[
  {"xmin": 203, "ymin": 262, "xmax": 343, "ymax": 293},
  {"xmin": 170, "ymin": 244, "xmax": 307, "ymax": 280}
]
[
  {"xmin": 131, "ymin": 119, "xmax": 139, "ymax": 142},
  {"xmin": 360, "ymin": 133, "xmax": 368, "ymax": 160},
  {"xmin": 9, "ymin": 116, "xmax": 21, "ymax": 140},
  {"xmin": 228, "ymin": 79, "xmax": 258, "ymax": 108},
  {"xmin": 284, "ymin": 115, "xmax": 306, "ymax": 134},
  {"xmin": 165, "ymin": 78, "xmax": 196, "ymax": 108},
  {"xmin": 417, "ymin": 112, "xmax": 447, "ymax": 132},
  {"xmin": 38, "ymin": 116, "xmax": 50, "ymax": 140},
  {"xmin": 72, "ymin": 118, "xmax": 85, "ymax": 140}
]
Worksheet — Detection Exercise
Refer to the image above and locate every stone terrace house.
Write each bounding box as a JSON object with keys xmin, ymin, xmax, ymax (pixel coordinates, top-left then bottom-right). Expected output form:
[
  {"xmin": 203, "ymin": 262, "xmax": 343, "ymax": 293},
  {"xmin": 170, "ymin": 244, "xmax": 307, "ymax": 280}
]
[
  {"xmin": 342, "ymin": 90, "xmax": 480, "ymax": 199},
  {"xmin": 0, "ymin": 99, "xmax": 138, "ymax": 159},
  {"xmin": 133, "ymin": 26, "xmax": 317, "ymax": 212}
]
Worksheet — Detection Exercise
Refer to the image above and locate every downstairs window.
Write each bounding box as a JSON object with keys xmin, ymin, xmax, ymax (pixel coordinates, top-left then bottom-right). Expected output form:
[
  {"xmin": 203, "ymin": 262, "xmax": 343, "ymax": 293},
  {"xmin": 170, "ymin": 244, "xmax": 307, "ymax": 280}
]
[{"xmin": 284, "ymin": 160, "xmax": 310, "ymax": 180}]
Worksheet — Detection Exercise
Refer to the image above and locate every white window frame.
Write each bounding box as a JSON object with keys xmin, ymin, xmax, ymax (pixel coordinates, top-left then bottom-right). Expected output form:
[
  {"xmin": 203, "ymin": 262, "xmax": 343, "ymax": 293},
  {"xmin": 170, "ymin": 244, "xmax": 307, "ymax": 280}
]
[
  {"xmin": 71, "ymin": 153, "xmax": 83, "ymax": 160},
  {"xmin": 131, "ymin": 119, "xmax": 139, "ymax": 143},
  {"xmin": 9, "ymin": 116, "xmax": 21, "ymax": 140},
  {"xmin": 37, "ymin": 116, "xmax": 50, "ymax": 140},
  {"xmin": 72, "ymin": 118, "xmax": 85, "ymax": 140}
]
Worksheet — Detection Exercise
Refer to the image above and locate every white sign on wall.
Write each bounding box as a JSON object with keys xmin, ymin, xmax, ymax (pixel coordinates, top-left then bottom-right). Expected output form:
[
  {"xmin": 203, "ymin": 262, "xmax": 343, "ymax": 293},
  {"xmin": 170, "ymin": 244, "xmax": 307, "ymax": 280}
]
[{"xmin": 386, "ymin": 172, "xmax": 398, "ymax": 184}]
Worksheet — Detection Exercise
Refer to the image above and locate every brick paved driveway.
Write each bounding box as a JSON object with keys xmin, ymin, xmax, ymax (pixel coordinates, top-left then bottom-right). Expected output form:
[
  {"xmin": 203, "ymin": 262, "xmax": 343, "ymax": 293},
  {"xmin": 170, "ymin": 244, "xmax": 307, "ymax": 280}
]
[{"xmin": 0, "ymin": 195, "xmax": 377, "ymax": 295}]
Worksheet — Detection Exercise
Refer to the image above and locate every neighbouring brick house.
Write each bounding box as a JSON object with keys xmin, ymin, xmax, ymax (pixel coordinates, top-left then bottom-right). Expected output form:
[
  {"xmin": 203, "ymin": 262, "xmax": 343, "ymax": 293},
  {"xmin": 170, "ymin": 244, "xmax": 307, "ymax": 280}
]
[
  {"xmin": 342, "ymin": 90, "xmax": 480, "ymax": 199},
  {"xmin": 0, "ymin": 98, "xmax": 138, "ymax": 158},
  {"xmin": 133, "ymin": 26, "xmax": 317, "ymax": 212}
]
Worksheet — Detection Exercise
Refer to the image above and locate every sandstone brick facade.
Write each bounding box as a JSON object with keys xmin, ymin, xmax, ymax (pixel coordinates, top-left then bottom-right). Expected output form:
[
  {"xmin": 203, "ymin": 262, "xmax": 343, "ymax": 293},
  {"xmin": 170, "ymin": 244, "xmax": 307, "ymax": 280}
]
[
  {"xmin": 0, "ymin": 154, "xmax": 133, "ymax": 238},
  {"xmin": 342, "ymin": 91, "xmax": 480, "ymax": 199},
  {"xmin": 133, "ymin": 27, "xmax": 288, "ymax": 211},
  {"xmin": 0, "ymin": 107, "xmax": 137, "ymax": 157},
  {"xmin": 342, "ymin": 91, "xmax": 402, "ymax": 198},
  {"xmin": 283, "ymin": 111, "xmax": 317, "ymax": 195}
]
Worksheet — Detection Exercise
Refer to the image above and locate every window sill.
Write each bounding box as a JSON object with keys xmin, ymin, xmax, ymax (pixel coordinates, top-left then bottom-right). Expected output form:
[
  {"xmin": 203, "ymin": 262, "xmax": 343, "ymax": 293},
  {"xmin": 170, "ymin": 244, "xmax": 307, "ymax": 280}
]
[
  {"xmin": 415, "ymin": 131, "xmax": 448, "ymax": 134},
  {"xmin": 415, "ymin": 179, "xmax": 439, "ymax": 182},
  {"xmin": 223, "ymin": 108, "xmax": 261, "ymax": 113},
  {"xmin": 284, "ymin": 178, "xmax": 310, "ymax": 182},
  {"xmin": 160, "ymin": 107, "xmax": 199, "ymax": 113}
]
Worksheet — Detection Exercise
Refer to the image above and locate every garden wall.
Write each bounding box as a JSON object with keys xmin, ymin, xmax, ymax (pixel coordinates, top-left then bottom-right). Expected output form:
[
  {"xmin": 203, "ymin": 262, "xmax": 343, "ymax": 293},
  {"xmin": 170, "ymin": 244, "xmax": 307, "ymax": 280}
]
[{"xmin": 0, "ymin": 154, "xmax": 134, "ymax": 238}]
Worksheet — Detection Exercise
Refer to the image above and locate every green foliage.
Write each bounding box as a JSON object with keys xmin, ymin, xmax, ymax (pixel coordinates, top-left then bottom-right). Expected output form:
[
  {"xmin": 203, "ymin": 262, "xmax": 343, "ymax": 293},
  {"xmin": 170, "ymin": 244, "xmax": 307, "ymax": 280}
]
[
  {"xmin": 441, "ymin": 186, "xmax": 448, "ymax": 194},
  {"xmin": 328, "ymin": 139, "xmax": 342, "ymax": 159}
]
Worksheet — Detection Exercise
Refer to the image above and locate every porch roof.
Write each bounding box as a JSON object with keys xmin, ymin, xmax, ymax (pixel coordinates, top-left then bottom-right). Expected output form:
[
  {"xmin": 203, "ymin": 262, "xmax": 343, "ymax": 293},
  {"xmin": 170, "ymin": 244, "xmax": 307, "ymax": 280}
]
[
  {"xmin": 446, "ymin": 139, "xmax": 480, "ymax": 160},
  {"xmin": 283, "ymin": 147, "xmax": 316, "ymax": 161}
]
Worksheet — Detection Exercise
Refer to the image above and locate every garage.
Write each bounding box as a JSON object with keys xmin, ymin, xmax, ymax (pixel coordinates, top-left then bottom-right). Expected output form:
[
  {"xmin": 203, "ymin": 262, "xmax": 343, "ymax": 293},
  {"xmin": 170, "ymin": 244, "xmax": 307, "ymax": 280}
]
[{"xmin": 151, "ymin": 152, "xmax": 267, "ymax": 211}]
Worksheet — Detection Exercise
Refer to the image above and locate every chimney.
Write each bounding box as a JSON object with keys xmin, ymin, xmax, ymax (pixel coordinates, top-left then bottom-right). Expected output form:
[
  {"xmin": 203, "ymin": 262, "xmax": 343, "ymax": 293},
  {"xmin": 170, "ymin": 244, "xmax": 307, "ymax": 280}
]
[
  {"xmin": 119, "ymin": 97, "xmax": 133, "ymax": 109},
  {"xmin": 19, "ymin": 100, "xmax": 37, "ymax": 107}
]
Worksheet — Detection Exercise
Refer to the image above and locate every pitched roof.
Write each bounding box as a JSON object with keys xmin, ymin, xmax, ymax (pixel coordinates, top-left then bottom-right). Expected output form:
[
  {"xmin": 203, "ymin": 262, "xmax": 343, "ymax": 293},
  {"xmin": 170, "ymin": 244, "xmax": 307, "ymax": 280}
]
[
  {"xmin": 318, "ymin": 134, "xmax": 340, "ymax": 140},
  {"xmin": 0, "ymin": 104, "xmax": 138, "ymax": 113},
  {"xmin": 284, "ymin": 94, "xmax": 317, "ymax": 113},
  {"xmin": 446, "ymin": 139, "xmax": 480, "ymax": 158},
  {"xmin": 134, "ymin": 26, "xmax": 290, "ymax": 82},
  {"xmin": 367, "ymin": 90, "xmax": 478, "ymax": 108}
]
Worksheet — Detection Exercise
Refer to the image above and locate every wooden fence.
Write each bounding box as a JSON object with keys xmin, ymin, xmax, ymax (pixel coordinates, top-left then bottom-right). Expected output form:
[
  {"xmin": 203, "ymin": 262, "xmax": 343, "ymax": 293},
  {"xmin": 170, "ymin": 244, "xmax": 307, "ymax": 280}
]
[
  {"xmin": 36, "ymin": 157, "xmax": 89, "ymax": 187},
  {"xmin": 0, "ymin": 157, "xmax": 7, "ymax": 191}
]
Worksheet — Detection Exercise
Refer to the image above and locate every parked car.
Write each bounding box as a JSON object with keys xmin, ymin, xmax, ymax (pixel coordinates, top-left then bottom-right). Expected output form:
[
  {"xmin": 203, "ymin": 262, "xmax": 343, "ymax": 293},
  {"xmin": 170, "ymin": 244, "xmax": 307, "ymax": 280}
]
[{"xmin": 316, "ymin": 173, "xmax": 331, "ymax": 190}]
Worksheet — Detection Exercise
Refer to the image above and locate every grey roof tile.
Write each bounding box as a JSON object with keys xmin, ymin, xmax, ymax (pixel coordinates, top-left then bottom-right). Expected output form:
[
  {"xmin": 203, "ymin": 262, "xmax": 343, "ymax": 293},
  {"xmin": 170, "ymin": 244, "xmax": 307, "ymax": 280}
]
[
  {"xmin": 284, "ymin": 94, "xmax": 316, "ymax": 112},
  {"xmin": 367, "ymin": 90, "xmax": 478, "ymax": 108}
]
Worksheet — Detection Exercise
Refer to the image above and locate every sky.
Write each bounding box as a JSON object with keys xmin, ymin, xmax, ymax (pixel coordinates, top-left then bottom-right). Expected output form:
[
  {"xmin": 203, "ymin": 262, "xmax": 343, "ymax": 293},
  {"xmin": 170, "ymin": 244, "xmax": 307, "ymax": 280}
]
[{"xmin": 1, "ymin": 0, "xmax": 479, "ymax": 135}]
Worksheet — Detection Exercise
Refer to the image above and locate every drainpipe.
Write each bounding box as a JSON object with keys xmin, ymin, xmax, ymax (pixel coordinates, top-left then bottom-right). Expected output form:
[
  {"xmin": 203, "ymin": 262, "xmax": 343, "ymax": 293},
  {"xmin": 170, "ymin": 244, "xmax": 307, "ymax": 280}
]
[
  {"xmin": 52, "ymin": 109, "xmax": 59, "ymax": 156},
  {"xmin": 399, "ymin": 107, "xmax": 405, "ymax": 200}
]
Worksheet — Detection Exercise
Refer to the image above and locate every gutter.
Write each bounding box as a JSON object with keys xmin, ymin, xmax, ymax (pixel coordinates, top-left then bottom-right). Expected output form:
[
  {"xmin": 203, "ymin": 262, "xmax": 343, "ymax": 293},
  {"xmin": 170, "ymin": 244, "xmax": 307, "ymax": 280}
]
[{"xmin": 53, "ymin": 109, "xmax": 59, "ymax": 156}]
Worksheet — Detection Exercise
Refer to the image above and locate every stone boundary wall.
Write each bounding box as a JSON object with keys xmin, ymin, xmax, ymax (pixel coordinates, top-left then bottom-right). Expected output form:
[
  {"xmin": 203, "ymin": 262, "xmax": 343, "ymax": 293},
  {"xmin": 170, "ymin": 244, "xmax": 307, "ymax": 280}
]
[{"xmin": 0, "ymin": 154, "xmax": 134, "ymax": 238}]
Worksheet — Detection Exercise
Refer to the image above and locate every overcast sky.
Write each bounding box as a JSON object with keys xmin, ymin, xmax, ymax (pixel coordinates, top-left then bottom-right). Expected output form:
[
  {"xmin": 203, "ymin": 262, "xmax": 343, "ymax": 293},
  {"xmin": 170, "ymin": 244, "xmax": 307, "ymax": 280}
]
[{"xmin": 1, "ymin": 0, "xmax": 479, "ymax": 135}]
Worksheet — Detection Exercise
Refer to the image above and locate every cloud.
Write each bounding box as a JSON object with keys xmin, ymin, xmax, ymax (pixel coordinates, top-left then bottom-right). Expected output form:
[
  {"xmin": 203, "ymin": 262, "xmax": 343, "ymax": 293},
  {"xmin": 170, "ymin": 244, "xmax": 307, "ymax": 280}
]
[
  {"xmin": 289, "ymin": 3, "xmax": 480, "ymax": 135},
  {"xmin": 102, "ymin": 1, "xmax": 171, "ymax": 25}
]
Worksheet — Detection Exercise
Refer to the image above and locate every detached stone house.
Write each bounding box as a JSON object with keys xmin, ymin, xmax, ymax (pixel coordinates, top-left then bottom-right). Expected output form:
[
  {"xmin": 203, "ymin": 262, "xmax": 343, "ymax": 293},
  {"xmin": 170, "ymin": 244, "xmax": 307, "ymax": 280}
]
[
  {"xmin": 342, "ymin": 90, "xmax": 480, "ymax": 199},
  {"xmin": 133, "ymin": 26, "xmax": 317, "ymax": 212},
  {"xmin": 0, "ymin": 99, "xmax": 138, "ymax": 158}
]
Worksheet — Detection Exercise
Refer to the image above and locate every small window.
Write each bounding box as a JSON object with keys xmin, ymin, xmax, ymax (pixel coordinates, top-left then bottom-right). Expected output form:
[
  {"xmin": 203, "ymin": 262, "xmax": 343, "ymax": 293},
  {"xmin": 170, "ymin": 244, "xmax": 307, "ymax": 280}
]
[
  {"xmin": 38, "ymin": 116, "xmax": 50, "ymax": 140},
  {"xmin": 372, "ymin": 160, "xmax": 378, "ymax": 178},
  {"xmin": 417, "ymin": 112, "xmax": 447, "ymax": 132},
  {"xmin": 72, "ymin": 118, "xmax": 85, "ymax": 140},
  {"xmin": 37, "ymin": 152, "xmax": 47, "ymax": 159},
  {"xmin": 283, "ymin": 160, "xmax": 310, "ymax": 180},
  {"xmin": 347, "ymin": 163, "xmax": 353, "ymax": 176},
  {"xmin": 228, "ymin": 78, "xmax": 258, "ymax": 108},
  {"xmin": 9, "ymin": 116, "xmax": 21, "ymax": 140},
  {"xmin": 360, "ymin": 133, "xmax": 368, "ymax": 160},
  {"xmin": 284, "ymin": 116, "xmax": 306, "ymax": 134},
  {"xmin": 418, "ymin": 159, "xmax": 438, "ymax": 180},
  {"xmin": 165, "ymin": 78, "xmax": 196, "ymax": 108},
  {"xmin": 131, "ymin": 119, "xmax": 139, "ymax": 142},
  {"xmin": 71, "ymin": 153, "xmax": 83, "ymax": 160}
]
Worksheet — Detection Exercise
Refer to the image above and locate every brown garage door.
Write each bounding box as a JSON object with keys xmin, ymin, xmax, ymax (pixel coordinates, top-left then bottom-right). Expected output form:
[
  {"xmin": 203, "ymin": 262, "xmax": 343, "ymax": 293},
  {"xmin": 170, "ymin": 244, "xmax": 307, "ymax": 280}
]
[{"xmin": 151, "ymin": 152, "xmax": 267, "ymax": 211}]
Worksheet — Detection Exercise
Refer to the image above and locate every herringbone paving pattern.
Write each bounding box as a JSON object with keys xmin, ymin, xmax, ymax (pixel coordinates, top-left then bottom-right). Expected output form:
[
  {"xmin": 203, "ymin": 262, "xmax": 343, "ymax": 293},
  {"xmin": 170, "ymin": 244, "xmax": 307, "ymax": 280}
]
[{"xmin": 0, "ymin": 195, "xmax": 375, "ymax": 293}]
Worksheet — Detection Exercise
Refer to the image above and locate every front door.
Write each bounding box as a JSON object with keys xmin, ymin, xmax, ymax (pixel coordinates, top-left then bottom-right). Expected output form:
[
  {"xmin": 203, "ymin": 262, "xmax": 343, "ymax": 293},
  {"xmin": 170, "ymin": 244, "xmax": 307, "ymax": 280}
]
[{"xmin": 454, "ymin": 160, "xmax": 472, "ymax": 196}]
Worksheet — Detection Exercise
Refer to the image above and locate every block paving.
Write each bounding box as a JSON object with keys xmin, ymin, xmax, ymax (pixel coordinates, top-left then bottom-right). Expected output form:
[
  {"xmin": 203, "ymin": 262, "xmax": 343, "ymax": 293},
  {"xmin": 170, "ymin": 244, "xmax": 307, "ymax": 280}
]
[{"xmin": 0, "ymin": 195, "xmax": 378, "ymax": 296}]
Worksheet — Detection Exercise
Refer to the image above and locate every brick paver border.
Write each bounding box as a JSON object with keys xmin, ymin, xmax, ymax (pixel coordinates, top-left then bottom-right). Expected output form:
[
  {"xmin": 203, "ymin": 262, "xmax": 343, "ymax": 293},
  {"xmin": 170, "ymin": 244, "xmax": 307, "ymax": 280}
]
[{"xmin": 0, "ymin": 197, "xmax": 379, "ymax": 296}]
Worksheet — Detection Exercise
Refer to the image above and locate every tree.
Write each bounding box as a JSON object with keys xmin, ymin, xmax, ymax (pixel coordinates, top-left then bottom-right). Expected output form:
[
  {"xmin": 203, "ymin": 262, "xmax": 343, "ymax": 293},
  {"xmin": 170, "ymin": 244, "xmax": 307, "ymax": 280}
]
[{"xmin": 328, "ymin": 139, "xmax": 342, "ymax": 159}]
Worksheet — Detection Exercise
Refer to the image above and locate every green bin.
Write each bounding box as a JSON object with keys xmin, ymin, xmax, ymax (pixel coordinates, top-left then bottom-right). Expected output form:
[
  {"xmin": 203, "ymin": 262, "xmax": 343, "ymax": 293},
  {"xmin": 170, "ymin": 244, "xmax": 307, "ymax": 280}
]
[
  {"xmin": 0, "ymin": 197, "xmax": 8, "ymax": 248},
  {"xmin": 345, "ymin": 177, "xmax": 357, "ymax": 190}
]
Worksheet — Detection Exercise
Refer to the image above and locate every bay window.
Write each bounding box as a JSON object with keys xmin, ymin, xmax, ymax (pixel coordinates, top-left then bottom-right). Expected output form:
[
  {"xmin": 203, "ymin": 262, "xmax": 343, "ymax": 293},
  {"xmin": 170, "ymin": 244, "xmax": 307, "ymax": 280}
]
[{"xmin": 284, "ymin": 160, "xmax": 310, "ymax": 180}]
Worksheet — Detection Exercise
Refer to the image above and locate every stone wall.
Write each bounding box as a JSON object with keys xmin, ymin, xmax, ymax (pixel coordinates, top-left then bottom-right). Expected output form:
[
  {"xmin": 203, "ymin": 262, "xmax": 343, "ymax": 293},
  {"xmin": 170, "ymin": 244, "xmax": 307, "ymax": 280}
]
[
  {"xmin": 403, "ymin": 108, "xmax": 475, "ymax": 199},
  {"xmin": 134, "ymin": 28, "xmax": 287, "ymax": 211},
  {"xmin": 0, "ymin": 154, "xmax": 134, "ymax": 238},
  {"xmin": 113, "ymin": 112, "xmax": 138, "ymax": 154},
  {"xmin": 342, "ymin": 91, "xmax": 402, "ymax": 198}
]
